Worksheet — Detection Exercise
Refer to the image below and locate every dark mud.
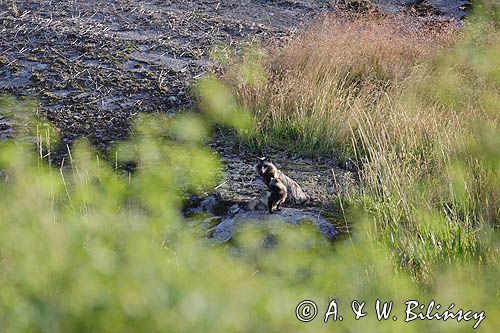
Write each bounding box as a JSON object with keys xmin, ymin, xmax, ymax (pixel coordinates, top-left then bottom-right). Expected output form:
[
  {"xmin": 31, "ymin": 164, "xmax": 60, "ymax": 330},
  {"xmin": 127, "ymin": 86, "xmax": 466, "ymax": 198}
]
[
  {"xmin": 0, "ymin": 0, "xmax": 332, "ymax": 153},
  {"xmin": 0, "ymin": 0, "xmax": 471, "ymax": 239}
]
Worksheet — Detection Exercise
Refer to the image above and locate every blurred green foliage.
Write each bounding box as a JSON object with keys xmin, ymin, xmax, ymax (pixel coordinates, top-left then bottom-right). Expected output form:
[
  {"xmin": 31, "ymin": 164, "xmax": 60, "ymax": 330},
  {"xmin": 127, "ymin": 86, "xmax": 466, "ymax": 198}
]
[{"xmin": 196, "ymin": 76, "xmax": 255, "ymax": 140}]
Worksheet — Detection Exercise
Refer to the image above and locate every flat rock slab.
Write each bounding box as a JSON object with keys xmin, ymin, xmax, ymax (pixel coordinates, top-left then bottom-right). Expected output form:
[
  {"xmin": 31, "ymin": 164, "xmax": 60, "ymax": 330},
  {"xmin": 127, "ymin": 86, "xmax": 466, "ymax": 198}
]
[
  {"xmin": 208, "ymin": 207, "xmax": 339, "ymax": 242},
  {"xmin": 371, "ymin": 0, "xmax": 471, "ymax": 18}
]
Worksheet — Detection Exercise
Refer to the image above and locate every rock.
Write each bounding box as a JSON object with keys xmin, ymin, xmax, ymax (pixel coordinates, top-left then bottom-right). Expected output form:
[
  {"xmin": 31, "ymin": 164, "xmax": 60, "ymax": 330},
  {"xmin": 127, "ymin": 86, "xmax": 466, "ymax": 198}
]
[
  {"xmin": 185, "ymin": 195, "xmax": 220, "ymax": 215},
  {"xmin": 370, "ymin": 0, "xmax": 472, "ymax": 19},
  {"xmin": 229, "ymin": 204, "xmax": 241, "ymax": 214},
  {"xmin": 200, "ymin": 216, "xmax": 224, "ymax": 232},
  {"xmin": 130, "ymin": 52, "xmax": 189, "ymax": 73},
  {"xmin": 327, "ymin": 186, "xmax": 336, "ymax": 195},
  {"xmin": 209, "ymin": 207, "xmax": 339, "ymax": 243}
]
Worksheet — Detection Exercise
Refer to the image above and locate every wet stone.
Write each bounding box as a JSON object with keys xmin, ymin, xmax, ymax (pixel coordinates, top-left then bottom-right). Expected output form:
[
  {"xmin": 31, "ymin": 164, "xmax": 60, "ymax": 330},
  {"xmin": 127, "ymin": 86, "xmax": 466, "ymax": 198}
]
[
  {"xmin": 130, "ymin": 51, "xmax": 190, "ymax": 72},
  {"xmin": 208, "ymin": 208, "xmax": 339, "ymax": 243}
]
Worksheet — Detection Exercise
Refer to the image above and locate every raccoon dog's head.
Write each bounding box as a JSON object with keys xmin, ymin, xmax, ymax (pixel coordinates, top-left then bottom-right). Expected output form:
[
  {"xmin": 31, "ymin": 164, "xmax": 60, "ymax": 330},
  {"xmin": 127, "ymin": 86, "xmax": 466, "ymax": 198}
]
[{"xmin": 256, "ymin": 157, "xmax": 274, "ymax": 176}]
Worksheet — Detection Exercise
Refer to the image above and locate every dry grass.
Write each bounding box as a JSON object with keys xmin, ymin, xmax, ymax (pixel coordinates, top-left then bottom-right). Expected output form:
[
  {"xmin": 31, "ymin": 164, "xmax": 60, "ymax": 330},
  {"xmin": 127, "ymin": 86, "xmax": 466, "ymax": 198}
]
[{"xmin": 223, "ymin": 14, "xmax": 458, "ymax": 156}]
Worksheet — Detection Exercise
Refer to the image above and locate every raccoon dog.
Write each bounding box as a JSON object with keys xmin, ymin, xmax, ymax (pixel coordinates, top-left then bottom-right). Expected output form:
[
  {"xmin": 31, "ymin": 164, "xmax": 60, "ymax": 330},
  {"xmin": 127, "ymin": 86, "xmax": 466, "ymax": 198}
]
[{"xmin": 268, "ymin": 177, "xmax": 287, "ymax": 214}]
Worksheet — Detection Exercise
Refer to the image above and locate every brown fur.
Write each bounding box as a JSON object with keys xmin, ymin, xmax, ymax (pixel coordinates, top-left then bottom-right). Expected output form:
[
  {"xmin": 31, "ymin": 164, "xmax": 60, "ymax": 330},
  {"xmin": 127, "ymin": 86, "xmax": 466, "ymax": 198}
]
[
  {"xmin": 268, "ymin": 177, "xmax": 287, "ymax": 214},
  {"xmin": 255, "ymin": 157, "xmax": 278, "ymax": 187},
  {"xmin": 255, "ymin": 157, "xmax": 309, "ymax": 205}
]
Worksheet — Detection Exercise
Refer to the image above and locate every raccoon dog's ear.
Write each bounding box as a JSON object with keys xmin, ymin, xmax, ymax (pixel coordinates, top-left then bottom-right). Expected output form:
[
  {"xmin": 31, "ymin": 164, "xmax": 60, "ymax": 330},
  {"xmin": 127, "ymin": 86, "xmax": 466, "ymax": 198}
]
[{"xmin": 257, "ymin": 156, "xmax": 273, "ymax": 163}]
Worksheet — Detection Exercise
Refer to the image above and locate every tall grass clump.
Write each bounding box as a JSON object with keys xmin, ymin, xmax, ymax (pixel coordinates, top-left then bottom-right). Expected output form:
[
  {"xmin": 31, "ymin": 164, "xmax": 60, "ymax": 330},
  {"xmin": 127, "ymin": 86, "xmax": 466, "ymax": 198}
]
[
  {"xmin": 356, "ymin": 8, "xmax": 500, "ymax": 281},
  {"xmin": 220, "ymin": 13, "xmax": 457, "ymax": 156}
]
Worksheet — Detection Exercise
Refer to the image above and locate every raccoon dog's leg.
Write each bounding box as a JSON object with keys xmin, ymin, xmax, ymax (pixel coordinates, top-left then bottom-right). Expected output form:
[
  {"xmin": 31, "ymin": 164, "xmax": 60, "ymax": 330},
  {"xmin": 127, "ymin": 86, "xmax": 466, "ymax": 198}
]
[
  {"xmin": 268, "ymin": 196, "xmax": 274, "ymax": 214},
  {"xmin": 277, "ymin": 192, "xmax": 286, "ymax": 211}
]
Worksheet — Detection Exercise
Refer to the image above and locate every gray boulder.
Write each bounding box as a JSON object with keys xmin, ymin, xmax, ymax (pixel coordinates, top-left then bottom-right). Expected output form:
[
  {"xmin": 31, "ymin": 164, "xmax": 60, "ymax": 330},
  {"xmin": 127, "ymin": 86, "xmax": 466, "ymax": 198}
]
[{"xmin": 207, "ymin": 207, "xmax": 339, "ymax": 243}]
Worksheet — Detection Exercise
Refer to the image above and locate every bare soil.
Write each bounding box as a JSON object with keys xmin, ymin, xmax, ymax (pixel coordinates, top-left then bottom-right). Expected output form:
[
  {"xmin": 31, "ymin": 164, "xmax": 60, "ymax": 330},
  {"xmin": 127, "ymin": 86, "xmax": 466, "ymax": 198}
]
[{"xmin": 0, "ymin": 0, "xmax": 332, "ymax": 150}]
